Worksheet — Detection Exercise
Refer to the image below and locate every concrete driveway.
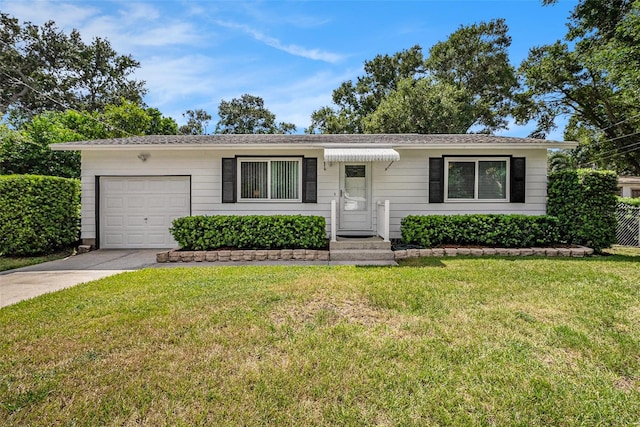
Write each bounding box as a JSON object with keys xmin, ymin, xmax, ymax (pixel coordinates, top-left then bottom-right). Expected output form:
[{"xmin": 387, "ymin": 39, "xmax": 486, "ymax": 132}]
[{"xmin": 0, "ymin": 249, "xmax": 160, "ymax": 309}]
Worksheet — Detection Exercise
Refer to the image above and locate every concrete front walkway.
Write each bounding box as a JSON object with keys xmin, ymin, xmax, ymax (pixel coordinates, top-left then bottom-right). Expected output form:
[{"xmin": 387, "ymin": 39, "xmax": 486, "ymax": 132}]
[{"xmin": 0, "ymin": 249, "xmax": 160, "ymax": 308}]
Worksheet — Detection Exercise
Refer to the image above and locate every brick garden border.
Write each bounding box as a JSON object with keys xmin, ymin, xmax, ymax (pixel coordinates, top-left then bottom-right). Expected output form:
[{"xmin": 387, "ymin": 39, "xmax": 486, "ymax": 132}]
[
  {"xmin": 395, "ymin": 246, "xmax": 594, "ymax": 259},
  {"xmin": 156, "ymin": 246, "xmax": 594, "ymax": 263},
  {"xmin": 157, "ymin": 249, "xmax": 330, "ymax": 263}
]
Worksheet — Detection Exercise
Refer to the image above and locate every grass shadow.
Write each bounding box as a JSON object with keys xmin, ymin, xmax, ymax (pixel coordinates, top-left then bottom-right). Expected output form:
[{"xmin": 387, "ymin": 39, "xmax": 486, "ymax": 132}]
[{"xmin": 395, "ymin": 257, "xmax": 447, "ymax": 268}]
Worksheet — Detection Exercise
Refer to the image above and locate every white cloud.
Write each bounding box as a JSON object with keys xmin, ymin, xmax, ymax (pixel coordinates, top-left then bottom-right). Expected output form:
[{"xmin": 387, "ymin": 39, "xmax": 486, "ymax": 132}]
[
  {"xmin": 138, "ymin": 54, "xmax": 220, "ymax": 106},
  {"xmin": 131, "ymin": 23, "xmax": 204, "ymax": 47},
  {"xmin": 120, "ymin": 2, "xmax": 160, "ymax": 21},
  {"xmin": 214, "ymin": 20, "xmax": 344, "ymax": 64},
  {"xmin": 2, "ymin": 0, "xmax": 204, "ymax": 52},
  {"xmin": 0, "ymin": 0, "xmax": 99, "ymax": 28}
]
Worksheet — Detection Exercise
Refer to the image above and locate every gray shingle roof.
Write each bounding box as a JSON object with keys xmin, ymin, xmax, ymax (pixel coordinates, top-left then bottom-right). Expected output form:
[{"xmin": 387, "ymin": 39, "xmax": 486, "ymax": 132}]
[{"xmin": 53, "ymin": 133, "xmax": 569, "ymax": 147}]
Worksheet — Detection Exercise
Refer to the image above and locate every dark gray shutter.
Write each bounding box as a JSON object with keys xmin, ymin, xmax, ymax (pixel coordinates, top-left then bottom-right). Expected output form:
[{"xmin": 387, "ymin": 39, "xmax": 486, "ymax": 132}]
[
  {"xmin": 302, "ymin": 157, "xmax": 317, "ymax": 203},
  {"xmin": 222, "ymin": 157, "xmax": 236, "ymax": 203},
  {"xmin": 510, "ymin": 157, "xmax": 526, "ymax": 203},
  {"xmin": 429, "ymin": 157, "xmax": 444, "ymax": 203}
]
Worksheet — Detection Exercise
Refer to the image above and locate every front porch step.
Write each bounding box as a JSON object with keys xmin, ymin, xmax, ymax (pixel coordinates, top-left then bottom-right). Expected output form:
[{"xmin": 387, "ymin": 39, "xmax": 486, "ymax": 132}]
[
  {"xmin": 330, "ymin": 249, "xmax": 396, "ymax": 262},
  {"xmin": 330, "ymin": 237, "xmax": 391, "ymax": 251},
  {"xmin": 329, "ymin": 237, "xmax": 395, "ymax": 263}
]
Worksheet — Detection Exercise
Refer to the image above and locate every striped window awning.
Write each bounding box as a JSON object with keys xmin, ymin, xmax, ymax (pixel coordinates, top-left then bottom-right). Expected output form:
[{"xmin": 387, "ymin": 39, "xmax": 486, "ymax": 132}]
[{"xmin": 323, "ymin": 148, "xmax": 400, "ymax": 163}]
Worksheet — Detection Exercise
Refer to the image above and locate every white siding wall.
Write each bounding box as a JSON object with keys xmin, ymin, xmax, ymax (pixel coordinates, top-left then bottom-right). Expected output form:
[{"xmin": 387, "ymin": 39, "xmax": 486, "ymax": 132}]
[
  {"xmin": 80, "ymin": 148, "xmax": 336, "ymax": 242},
  {"xmin": 372, "ymin": 148, "xmax": 549, "ymax": 237},
  {"xmin": 80, "ymin": 147, "xmax": 549, "ymax": 243}
]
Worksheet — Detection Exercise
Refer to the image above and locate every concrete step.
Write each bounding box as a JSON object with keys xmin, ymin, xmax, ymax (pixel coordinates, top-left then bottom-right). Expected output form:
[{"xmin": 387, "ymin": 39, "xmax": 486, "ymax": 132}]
[
  {"xmin": 329, "ymin": 249, "xmax": 396, "ymax": 261},
  {"xmin": 330, "ymin": 239, "xmax": 391, "ymax": 251}
]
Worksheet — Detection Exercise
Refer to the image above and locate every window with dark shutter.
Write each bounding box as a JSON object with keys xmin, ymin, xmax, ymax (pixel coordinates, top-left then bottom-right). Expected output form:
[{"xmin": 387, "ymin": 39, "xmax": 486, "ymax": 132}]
[
  {"xmin": 222, "ymin": 157, "xmax": 236, "ymax": 203},
  {"xmin": 429, "ymin": 157, "xmax": 444, "ymax": 203},
  {"xmin": 510, "ymin": 157, "xmax": 526, "ymax": 203},
  {"xmin": 302, "ymin": 157, "xmax": 317, "ymax": 203}
]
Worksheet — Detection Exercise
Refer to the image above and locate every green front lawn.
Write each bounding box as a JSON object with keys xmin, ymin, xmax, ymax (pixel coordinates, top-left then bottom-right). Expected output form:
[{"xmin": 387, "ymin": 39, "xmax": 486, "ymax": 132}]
[
  {"xmin": 0, "ymin": 249, "xmax": 74, "ymax": 272},
  {"xmin": 1, "ymin": 257, "xmax": 639, "ymax": 425}
]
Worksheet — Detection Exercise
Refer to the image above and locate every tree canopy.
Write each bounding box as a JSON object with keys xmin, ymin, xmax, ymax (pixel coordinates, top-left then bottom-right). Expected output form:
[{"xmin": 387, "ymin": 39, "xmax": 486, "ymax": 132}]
[
  {"xmin": 179, "ymin": 109, "xmax": 212, "ymax": 135},
  {"xmin": 0, "ymin": 13, "xmax": 146, "ymax": 120},
  {"xmin": 308, "ymin": 19, "xmax": 518, "ymax": 135},
  {"xmin": 215, "ymin": 94, "xmax": 296, "ymax": 134},
  {"xmin": 0, "ymin": 101, "xmax": 177, "ymax": 178},
  {"xmin": 516, "ymin": 0, "xmax": 640, "ymax": 174}
]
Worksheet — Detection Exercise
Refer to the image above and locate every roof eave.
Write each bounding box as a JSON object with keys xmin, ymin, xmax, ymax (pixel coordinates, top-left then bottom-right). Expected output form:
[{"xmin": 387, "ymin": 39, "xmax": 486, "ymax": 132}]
[
  {"xmin": 49, "ymin": 143, "xmax": 326, "ymax": 151},
  {"xmin": 50, "ymin": 141, "xmax": 578, "ymax": 151}
]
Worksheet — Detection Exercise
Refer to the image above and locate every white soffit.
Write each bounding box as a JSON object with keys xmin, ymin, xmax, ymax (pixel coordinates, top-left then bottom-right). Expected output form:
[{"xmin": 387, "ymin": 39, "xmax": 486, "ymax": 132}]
[{"xmin": 323, "ymin": 148, "xmax": 400, "ymax": 162}]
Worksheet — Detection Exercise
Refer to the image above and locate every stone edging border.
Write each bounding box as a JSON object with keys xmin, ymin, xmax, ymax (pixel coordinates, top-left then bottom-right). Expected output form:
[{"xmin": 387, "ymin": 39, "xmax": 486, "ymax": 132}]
[
  {"xmin": 395, "ymin": 246, "xmax": 594, "ymax": 259},
  {"xmin": 157, "ymin": 249, "xmax": 330, "ymax": 263},
  {"xmin": 157, "ymin": 246, "xmax": 594, "ymax": 263}
]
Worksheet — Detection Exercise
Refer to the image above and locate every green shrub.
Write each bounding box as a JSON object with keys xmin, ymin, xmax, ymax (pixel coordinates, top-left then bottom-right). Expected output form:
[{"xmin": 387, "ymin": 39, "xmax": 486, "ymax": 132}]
[
  {"xmin": 0, "ymin": 175, "xmax": 80, "ymax": 256},
  {"xmin": 548, "ymin": 169, "xmax": 618, "ymax": 252},
  {"xmin": 401, "ymin": 214, "xmax": 561, "ymax": 248},
  {"xmin": 618, "ymin": 197, "xmax": 640, "ymax": 207},
  {"xmin": 170, "ymin": 215, "xmax": 327, "ymax": 250}
]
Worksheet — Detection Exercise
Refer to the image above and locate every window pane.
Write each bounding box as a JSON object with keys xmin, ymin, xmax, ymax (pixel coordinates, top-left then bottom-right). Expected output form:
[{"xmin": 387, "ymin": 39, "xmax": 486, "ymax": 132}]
[
  {"xmin": 271, "ymin": 160, "xmax": 299, "ymax": 200},
  {"xmin": 448, "ymin": 162, "xmax": 475, "ymax": 199},
  {"xmin": 241, "ymin": 161, "xmax": 267, "ymax": 199},
  {"xmin": 345, "ymin": 165, "xmax": 365, "ymax": 178},
  {"xmin": 478, "ymin": 161, "xmax": 507, "ymax": 199},
  {"xmin": 344, "ymin": 164, "xmax": 367, "ymax": 211}
]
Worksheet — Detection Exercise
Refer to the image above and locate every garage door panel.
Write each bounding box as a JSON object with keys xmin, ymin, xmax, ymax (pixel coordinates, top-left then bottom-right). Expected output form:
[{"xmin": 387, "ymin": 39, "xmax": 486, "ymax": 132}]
[
  {"xmin": 150, "ymin": 179, "xmax": 190, "ymax": 192},
  {"xmin": 127, "ymin": 216, "xmax": 147, "ymax": 227},
  {"xmin": 146, "ymin": 216, "xmax": 167, "ymax": 226},
  {"xmin": 104, "ymin": 215, "xmax": 124, "ymax": 227},
  {"xmin": 104, "ymin": 180, "xmax": 127, "ymax": 192},
  {"xmin": 147, "ymin": 196, "xmax": 167, "ymax": 209},
  {"xmin": 124, "ymin": 197, "xmax": 144, "ymax": 209},
  {"xmin": 105, "ymin": 197, "xmax": 125, "ymax": 209},
  {"xmin": 101, "ymin": 176, "xmax": 190, "ymax": 249},
  {"xmin": 127, "ymin": 181, "xmax": 146, "ymax": 192},
  {"xmin": 104, "ymin": 234, "xmax": 124, "ymax": 246},
  {"xmin": 147, "ymin": 233, "xmax": 168, "ymax": 245},
  {"xmin": 170, "ymin": 196, "xmax": 190, "ymax": 208},
  {"xmin": 126, "ymin": 233, "xmax": 145, "ymax": 245}
]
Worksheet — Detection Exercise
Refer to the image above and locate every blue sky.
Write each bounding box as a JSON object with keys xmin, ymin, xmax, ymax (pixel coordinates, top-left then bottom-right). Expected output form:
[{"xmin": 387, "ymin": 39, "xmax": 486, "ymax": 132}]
[{"xmin": 1, "ymin": 0, "xmax": 577, "ymax": 138}]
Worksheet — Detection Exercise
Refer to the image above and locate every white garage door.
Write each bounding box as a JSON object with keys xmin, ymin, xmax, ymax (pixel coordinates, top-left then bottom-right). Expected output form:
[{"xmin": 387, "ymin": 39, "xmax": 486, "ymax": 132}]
[{"xmin": 100, "ymin": 176, "xmax": 190, "ymax": 249}]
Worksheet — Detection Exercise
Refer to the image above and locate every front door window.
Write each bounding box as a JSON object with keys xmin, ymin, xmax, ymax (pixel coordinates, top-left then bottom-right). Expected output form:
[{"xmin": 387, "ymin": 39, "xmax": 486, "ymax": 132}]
[
  {"xmin": 339, "ymin": 163, "xmax": 372, "ymax": 231},
  {"xmin": 343, "ymin": 165, "xmax": 367, "ymax": 211}
]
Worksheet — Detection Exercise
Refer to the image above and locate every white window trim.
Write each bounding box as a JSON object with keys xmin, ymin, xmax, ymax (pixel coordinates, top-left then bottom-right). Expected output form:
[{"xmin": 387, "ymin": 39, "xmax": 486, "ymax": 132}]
[
  {"xmin": 444, "ymin": 157, "xmax": 510, "ymax": 202},
  {"xmin": 237, "ymin": 157, "xmax": 303, "ymax": 202}
]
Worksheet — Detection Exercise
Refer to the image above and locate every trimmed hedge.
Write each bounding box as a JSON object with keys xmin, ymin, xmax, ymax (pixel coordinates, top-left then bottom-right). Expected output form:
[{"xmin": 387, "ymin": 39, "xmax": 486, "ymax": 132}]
[
  {"xmin": 0, "ymin": 174, "xmax": 80, "ymax": 256},
  {"xmin": 170, "ymin": 215, "xmax": 326, "ymax": 250},
  {"xmin": 619, "ymin": 197, "xmax": 640, "ymax": 207},
  {"xmin": 401, "ymin": 214, "xmax": 561, "ymax": 248},
  {"xmin": 548, "ymin": 169, "xmax": 618, "ymax": 252}
]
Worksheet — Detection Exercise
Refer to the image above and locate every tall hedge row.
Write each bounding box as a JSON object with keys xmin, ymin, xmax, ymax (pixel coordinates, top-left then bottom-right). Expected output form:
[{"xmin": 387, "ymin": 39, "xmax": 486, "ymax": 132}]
[
  {"xmin": 0, "ymin": 175, "xmax": 80, "ymax": 256},
  {"xmin": 547, "ymin": 169, "xmax": 618, "ymax": 252},
  {"xmin": 170, "ymin": 215, "xmax": 326, "ymax": 250}
]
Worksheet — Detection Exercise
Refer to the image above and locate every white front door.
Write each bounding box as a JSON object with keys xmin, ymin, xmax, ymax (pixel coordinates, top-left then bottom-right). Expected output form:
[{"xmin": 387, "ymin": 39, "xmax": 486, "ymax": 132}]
[{"xmin": 339, "ymin": 163, "xmax": 372, "ymax": 233}]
